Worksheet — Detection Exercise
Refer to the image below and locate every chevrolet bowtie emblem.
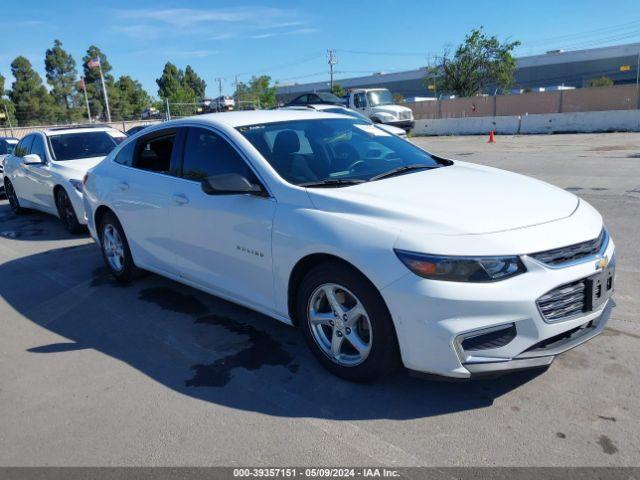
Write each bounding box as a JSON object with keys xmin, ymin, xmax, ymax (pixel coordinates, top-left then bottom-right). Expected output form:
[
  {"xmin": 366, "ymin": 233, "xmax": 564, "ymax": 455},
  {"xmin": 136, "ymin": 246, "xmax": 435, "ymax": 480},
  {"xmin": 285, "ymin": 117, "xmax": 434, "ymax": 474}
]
[{"xmin": 596, "ymin": 256, "xmax": 609, "ymax": 271}]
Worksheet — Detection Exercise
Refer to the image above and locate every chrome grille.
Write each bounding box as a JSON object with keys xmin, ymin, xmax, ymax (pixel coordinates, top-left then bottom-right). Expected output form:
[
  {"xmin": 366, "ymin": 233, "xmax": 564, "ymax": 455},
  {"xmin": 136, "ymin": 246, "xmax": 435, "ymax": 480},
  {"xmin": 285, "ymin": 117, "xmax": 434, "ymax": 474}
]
[
  {"xmin": 530, "ymin": 228, "xmax": 606, "ymax": 267},
  {"xmin": 537, "ymin": 279, "xmax": 586, "ymax": 322}
]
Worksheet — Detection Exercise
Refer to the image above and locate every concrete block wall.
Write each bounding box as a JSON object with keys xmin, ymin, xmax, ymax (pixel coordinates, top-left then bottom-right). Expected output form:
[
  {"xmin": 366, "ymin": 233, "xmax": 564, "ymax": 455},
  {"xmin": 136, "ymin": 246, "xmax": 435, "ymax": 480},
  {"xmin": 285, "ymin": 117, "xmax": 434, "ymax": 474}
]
[{"xmin": 412, "ymin": 109, "xmax": 640, "ymax": 136}]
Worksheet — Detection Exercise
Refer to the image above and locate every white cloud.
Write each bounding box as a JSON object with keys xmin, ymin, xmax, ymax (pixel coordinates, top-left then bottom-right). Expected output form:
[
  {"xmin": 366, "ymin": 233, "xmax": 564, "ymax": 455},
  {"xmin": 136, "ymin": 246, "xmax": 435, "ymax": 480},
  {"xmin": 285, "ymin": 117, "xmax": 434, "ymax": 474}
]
[{"xmin": 115, "ymin": 6, "xmax": 301, "ymax": 30}]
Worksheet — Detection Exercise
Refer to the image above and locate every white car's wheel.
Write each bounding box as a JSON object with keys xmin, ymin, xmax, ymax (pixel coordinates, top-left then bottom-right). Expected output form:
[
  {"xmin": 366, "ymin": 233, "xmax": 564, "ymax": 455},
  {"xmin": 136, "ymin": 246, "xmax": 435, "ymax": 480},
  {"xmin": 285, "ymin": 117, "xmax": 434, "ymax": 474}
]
[
  {"xmin": 4, "ymin": 179, "xmax": 26, "ymax": 214},
  {"xmin": 297, "ymin": 261, "xmax": 400, "ymax": 382},
  {"xmin": 99, "ymin": 212, "xmax": 139, "ymax": 283}
]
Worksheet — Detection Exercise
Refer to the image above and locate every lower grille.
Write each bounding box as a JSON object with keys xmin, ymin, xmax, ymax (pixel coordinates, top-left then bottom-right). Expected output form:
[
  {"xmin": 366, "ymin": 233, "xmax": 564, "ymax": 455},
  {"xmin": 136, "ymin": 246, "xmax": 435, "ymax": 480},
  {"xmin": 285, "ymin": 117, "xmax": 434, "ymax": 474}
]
[
  {"xmin": 461, "ymin": 324, "xmax": 517, "ymax": 351},
  {"xmin": 537, "ymin": 279, "xmax": 586, "ymax": 322}
]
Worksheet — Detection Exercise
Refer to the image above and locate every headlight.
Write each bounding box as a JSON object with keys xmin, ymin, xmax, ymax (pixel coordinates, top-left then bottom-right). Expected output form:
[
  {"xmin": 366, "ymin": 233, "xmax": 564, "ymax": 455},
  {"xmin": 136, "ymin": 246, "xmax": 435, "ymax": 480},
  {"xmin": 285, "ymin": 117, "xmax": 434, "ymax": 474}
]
[
  {"xmin": 394, "ymin": 249, "xmax": 526, "ymax": 282},
  {"xmin": 69, "ymin": 179, "xmax": 83, "ymax": 193}
]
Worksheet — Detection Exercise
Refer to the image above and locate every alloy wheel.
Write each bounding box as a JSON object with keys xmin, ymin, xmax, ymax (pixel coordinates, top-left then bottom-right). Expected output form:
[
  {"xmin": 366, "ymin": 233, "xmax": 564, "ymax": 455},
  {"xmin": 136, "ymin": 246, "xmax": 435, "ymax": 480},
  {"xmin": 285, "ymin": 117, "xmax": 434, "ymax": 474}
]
[
  {"xmin": 307, "ymin": 283, "xmax": 373, "ymax": 367},
  {"xmin": 57, "ymin": 191, "xmax": 76, "ymax": 228},
  {"xmin": 102, "ymin": 223, "xmax": 125, "ymax": 273}
]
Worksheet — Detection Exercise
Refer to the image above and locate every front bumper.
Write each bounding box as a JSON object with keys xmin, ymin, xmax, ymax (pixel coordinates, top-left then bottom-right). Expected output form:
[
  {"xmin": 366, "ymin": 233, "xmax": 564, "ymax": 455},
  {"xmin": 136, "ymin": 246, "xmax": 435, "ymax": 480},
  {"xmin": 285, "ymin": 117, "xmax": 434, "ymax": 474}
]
[
  {"xmin": 386, "ymin": 119, "xmax": 415, "ymax": 131},
  {"xmin": 67, "ymin": 185, "xmax": 89, "ymax": 226},
  {"xmin": 381, "ymin": 235, "xmax": 616, "ymax": 378}
]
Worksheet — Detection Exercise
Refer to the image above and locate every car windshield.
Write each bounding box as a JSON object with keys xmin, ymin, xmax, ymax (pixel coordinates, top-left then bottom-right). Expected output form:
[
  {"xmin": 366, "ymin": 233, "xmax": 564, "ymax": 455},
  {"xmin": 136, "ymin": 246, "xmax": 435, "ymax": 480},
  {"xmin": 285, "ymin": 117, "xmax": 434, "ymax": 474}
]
[
  {"xmin": 367, "ymin": 90, "xmax": 394, "ymax": 106},
  {"xmin": 238, "ymin": 118, "xmax": 447, "ymax": 186},
  {"xmin": 318, "ymin": 92, "xmax": 342, "ymax": 103},
  {"xmin": 48, "ymin": 131, "xmax": 123, "ymax": 161},
  {"xmin": 6, "ymin": 140, "xmax": 18, "ymax": 155}
]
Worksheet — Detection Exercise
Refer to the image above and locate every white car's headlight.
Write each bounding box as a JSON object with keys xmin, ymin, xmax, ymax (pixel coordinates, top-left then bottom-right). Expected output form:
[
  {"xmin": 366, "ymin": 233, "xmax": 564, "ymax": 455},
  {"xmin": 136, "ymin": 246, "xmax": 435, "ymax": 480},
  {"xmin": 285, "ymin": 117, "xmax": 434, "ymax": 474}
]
[
  {"xmin": 394, "ymin": 250, "xmax": 526, "ymax": 282},
  {"xmin": 69, "ymin": 179, "xmax": 83, "ymax": 193}
]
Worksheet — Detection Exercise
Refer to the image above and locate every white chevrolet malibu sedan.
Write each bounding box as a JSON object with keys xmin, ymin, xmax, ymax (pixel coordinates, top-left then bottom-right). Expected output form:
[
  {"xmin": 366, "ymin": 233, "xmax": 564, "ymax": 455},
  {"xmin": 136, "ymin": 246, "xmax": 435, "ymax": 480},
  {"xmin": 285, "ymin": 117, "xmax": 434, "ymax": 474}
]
[
  {"xmin": 82, "ymin": 110, "xmax": 615, "ymax": 381},
  {"xmin": 3, "ymin": 126, "xmax": 127, "ymax": 232}
]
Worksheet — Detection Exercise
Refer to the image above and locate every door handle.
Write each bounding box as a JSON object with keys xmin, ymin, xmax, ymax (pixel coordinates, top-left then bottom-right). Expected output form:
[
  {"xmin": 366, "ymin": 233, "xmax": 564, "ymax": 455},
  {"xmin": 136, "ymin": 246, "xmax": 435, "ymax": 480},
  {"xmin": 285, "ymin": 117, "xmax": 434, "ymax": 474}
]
[
  {"xmin": 117, "ymin": 182, "xmax": 129, "ymax": 191},
  {"xmin": 171, "ymin": 194, "xmax": 189, "ymax": 206}
]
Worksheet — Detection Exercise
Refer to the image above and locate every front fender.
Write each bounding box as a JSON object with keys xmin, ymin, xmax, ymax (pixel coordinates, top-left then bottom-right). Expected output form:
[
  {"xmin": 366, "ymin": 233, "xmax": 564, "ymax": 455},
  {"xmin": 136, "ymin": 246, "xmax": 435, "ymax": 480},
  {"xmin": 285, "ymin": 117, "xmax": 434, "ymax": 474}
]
[{"xmin": 271, "ymin": 203, "xmax": 407, "ymax": 318}]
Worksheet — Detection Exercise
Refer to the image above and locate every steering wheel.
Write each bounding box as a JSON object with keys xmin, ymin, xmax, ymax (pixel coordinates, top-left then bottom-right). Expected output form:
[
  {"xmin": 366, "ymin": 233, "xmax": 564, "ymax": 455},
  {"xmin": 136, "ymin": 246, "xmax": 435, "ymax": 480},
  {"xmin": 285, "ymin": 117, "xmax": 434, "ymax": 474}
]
[{"xmin": 348, "ymin": 160, "xmax": 367, "ymax": 173}]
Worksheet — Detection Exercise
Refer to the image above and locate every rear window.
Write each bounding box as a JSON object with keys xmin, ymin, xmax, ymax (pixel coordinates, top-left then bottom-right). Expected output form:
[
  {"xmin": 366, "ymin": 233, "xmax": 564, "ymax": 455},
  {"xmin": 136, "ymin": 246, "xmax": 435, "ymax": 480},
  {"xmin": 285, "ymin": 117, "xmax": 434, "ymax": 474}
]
[{"xmin": 48, "ymin": 131, "xmax": 123, "ymax": 161}]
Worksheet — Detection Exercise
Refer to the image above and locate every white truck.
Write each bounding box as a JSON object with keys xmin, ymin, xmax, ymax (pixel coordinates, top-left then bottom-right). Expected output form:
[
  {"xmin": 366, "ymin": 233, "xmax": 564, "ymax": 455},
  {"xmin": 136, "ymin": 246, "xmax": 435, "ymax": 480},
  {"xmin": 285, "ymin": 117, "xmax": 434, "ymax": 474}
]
[{"xmin": 346, "ymin": 88, "xmax": 414, "ymax": 132}]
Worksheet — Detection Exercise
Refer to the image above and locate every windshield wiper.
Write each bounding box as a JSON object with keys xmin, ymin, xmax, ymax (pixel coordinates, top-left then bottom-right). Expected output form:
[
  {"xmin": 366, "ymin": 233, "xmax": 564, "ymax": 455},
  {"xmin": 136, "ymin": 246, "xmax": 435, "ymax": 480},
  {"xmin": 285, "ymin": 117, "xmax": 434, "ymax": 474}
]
[
  {"xmin": 370, "ymin": 164, "xmax": 440, "ymax": 181},
  {"xmin": 299, "ymin": 178, "xmax": 367, "ymax": 188}
]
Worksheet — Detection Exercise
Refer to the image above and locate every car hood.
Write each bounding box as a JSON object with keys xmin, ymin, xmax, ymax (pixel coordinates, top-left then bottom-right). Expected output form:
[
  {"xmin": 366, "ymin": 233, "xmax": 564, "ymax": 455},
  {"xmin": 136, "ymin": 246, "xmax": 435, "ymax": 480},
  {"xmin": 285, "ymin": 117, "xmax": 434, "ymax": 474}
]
[
  {"xmin": 371, "ymin": 105, "xmax": 412, "ymax": 115},
  {"xmin": 58, "ymin": 156, "xmax": 106, "ymax": 176},
  {"xmin": 306, "ymin": 161, "xmax": 579, "ymax": 235}
]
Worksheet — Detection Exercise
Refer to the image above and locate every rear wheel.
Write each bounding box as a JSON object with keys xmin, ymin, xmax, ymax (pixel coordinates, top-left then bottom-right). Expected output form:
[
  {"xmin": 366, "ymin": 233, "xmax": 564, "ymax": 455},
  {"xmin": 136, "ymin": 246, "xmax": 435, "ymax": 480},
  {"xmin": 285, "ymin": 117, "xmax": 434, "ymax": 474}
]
[
  {"xmin": 55, "ymin": 188, "xmax": 83, "ymax": 234},
  {"xmin": 297, "ymin": 261, "xmax": 399, "ymax": 382},
  {"xmin": 4, "ymin": 179, "xmax": 26, "ymax": 214},
  {"xmin": 99, "ymin": 212, "xmax": 138, "ymax": 283}
]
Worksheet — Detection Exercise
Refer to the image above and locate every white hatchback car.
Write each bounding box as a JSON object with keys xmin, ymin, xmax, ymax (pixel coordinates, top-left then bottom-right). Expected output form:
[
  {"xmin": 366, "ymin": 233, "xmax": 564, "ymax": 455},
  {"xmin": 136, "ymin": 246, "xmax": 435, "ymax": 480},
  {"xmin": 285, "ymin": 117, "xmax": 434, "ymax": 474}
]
[
  {"xmin": 83, "ymin": 110, "xmax": 615, "ymax": 381},
  {"xmin": 3, "ymin": 126, "xmax": 126, "ymax": 232}
]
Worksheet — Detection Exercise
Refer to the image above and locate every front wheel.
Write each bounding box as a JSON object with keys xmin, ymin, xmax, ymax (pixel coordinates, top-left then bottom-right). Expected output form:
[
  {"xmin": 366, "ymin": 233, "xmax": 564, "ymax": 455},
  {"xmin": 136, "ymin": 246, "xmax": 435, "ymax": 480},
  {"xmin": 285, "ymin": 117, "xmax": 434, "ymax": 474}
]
[
  {"xmin": 55, "ymin": 188, "xmax": 83, "ymax": 234},
  {"xmin": 99, "ymin": 212, "xmax": 138, "ymax": 283},
  {"xmin": 297, "ymin": 261, "xmax": 400, "ymax": 382},
  {"xmin": 4, "ymin": 179, "xmax": 27, "ymax": 214}
]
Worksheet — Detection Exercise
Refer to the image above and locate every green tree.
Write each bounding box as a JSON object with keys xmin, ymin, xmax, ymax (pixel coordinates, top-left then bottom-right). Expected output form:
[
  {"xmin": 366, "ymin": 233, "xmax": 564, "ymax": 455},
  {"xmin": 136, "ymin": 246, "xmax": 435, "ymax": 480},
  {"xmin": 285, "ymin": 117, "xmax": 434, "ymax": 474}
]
[
  {"xmin": 393, "ymin": 93, "xmax": 405, "ymax": 103},
  {"xmin": 82, "ymin": 46, "xmax": 114, "ymax": 120},
  {"xmin": 110, "ymin": 75, "xmax": 152, "ymax": 120},
  {"xmin": 45, "ymin": 39, "xmax": 79, "ymax": 121},
  {"xmin": 587, "ymin": 76, "xmax": 614, "ymax": 88},
  {"xmin": 331, "ymin": 83, "xmax": 345, "ymax": 98},
  {"xmin": 0, "ymin": 73, "xmax": 17, "ymax": 126},
  {"xmin": 434, "ymin": 27, "xmax": 520, "ymax": 97},
  {"xmin": 237, "ymin": 75, "xmax": 276, "ymax": 109},
  {"xmin": 9, "ymin": 56, "xmax": 56, "ymax": 125},
  {"xmin": 183, "ymin": 65, "xmax": 206, "ymax": 99},
  {"xmin": 156, "ymin": 62, "xmax": 197, "ymax": 100}
]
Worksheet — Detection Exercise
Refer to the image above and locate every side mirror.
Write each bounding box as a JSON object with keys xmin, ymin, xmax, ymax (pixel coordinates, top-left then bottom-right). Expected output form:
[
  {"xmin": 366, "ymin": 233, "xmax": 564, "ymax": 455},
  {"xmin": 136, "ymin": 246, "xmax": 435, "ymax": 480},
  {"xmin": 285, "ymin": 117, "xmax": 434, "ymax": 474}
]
[
  {"xmin": 201, "ymin": 173, "xmax": 266, "ymax": 196},
  {"xmin": 23, "ymin": 153, "xmax": 44, "ymax": 165}
]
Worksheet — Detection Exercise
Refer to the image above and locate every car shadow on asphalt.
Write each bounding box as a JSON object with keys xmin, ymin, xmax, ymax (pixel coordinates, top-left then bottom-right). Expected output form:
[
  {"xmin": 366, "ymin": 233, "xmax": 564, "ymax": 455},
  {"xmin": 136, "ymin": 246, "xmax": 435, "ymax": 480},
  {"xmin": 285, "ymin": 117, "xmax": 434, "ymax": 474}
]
[
  {"xmin": 0, "ymin": 201, "xmax": 88, "ymax": 241},
  {"xmin": 1, "ymin": 240, "xmax": 544, "ymax": 421}
]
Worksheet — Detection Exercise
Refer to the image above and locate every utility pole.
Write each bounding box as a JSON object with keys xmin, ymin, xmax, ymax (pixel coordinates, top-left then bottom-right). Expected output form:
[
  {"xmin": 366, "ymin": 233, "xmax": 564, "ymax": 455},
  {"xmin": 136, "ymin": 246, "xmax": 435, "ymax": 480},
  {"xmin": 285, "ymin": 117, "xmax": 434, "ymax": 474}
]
[
  {"xmin": 97, "ymin": 61, "xmax": 111, "ymax": 123},
  {"xmin": 3, "ymin": 103, "xmax": 14, "ymax": 137},
  {"xmin": 215, "ymin": 77, "xmax": 224, "ymax": 112},
  {"xmin": 636, "ymin": 49, "xmax": 640, "ymax": 109},
  {"xmin": 80, "ymin": 76, "xmax": 92, "ymax": 123},
  {"xmin": 327, "ymin": 49, "xmax": 337, "ymax": 91},
  {"xmin": 234, "ymin": 75, "xmax": 239, "ymax": 105}
]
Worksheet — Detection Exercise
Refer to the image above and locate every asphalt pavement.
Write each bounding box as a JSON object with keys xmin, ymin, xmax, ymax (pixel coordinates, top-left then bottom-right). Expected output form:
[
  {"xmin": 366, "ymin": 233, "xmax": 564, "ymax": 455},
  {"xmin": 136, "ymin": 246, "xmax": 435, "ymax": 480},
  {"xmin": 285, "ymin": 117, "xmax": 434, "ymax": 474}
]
[{"xmin": 0, "ymin": 132, "xmax": 638, "ymax": 466}]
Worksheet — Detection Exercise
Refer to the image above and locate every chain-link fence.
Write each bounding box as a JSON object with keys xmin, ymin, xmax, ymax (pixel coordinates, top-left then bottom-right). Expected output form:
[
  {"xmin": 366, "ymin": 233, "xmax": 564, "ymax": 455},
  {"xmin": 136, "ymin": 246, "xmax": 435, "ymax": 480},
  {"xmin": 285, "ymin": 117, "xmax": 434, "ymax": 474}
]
[{"xmin": 1, "ymin": 119, "xmax": 163, "ymax": 140}]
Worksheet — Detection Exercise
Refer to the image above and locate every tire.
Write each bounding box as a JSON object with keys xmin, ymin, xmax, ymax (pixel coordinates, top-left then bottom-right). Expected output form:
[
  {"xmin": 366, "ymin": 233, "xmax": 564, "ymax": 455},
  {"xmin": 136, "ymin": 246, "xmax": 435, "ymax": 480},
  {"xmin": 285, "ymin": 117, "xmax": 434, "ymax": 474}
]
[
  {"xmin": 4, "ymin": 179, "xmax": 27, "ymax": 214},
  {"xmin": 296, "ymin": 261, "xmax": 400, "ymax": 382},
  {"xmin": 98, "ymin": 211, "xmax": 138, "ymax": 284},
  {"xmin": 55, "ymin": 188, "xmax": 84, "ymax": 234}
]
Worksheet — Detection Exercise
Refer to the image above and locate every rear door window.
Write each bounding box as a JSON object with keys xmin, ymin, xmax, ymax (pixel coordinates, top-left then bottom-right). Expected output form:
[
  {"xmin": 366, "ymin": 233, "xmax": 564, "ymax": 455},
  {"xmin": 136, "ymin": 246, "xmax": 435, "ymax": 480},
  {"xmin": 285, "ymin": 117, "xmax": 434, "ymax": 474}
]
[{"xmin": 132, "ymin": 130, "xmax": 178, "ymax": 174}]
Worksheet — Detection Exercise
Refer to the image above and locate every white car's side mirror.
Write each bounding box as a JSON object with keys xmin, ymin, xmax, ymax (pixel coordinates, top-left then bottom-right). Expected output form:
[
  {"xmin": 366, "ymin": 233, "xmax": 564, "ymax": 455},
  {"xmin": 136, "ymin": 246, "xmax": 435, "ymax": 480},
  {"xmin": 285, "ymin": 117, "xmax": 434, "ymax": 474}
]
[{"xmin": 23, "ymin": 154, "xmax": 44, "ymax": 165}]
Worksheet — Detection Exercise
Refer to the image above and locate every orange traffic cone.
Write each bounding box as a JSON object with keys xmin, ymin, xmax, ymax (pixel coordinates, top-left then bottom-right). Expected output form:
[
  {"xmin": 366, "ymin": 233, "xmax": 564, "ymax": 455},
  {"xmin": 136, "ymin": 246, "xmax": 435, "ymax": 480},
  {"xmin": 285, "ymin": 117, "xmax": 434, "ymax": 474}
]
[{"xmin": 488, "ymin": 130, "xmax": 495, "ymax": 143}]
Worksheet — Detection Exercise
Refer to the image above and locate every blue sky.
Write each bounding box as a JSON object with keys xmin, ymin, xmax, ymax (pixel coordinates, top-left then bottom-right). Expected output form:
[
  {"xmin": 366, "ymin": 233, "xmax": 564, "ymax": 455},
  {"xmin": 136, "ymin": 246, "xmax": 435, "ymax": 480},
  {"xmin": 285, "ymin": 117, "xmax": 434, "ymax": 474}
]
[{"xmin": 2, "ymin": 0, "xmax": 640, "ymax": 98}]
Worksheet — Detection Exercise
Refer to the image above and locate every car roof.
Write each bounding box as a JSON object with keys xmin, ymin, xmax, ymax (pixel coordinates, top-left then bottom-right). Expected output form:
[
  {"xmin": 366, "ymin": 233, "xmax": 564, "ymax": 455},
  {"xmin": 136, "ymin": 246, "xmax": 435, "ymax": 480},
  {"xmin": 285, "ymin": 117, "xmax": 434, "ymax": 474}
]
[
  {"xmin": 39, "ymin": 125, "xmax": 125, "ymax": 137},
  {"xmin": 170, "ymin": 109, "xmax": 348, "ymax": 128},
  {"xmin": 1, "ymin": 137, "xmax": 19, "ymax": 142}
]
